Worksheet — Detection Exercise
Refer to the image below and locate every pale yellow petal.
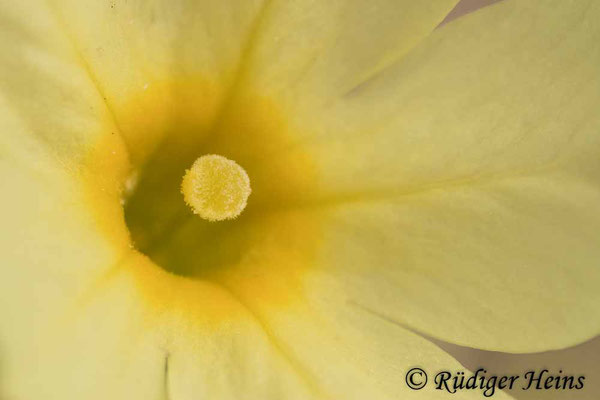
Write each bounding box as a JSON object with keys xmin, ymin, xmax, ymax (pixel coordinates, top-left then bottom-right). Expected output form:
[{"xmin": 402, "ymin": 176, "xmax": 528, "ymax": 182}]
[
  {"xmin": 254, "ymin": 0, "xmax": 600, "ymax": 352},
  {"xmin": 49, "ymin": 0, "xmax": 268, "ymax": 163},
  {"xmin": 174, "ymin": 211, "xmax": 516, "ymax": 400},
  {"xmin": 50, "ymin": 0, "xmax": 459, "ymax": 165},
  {"xmin": 189, "ymin": 0, "xmax": 600, "ymax": 354},
  {"xmin": 0, "ymin": 3, "xmax": 129, "ymax": 393},
  {"xmin": 297, "ymin": 172, "xmax": 600, "ymax": 353},
  {"xmin": 235, "ymin": 0, "xmax": 459, "ymax": 99},
  {"xmin": 0, "ymin": 0, "xmax": 129, "ymax": 178},
  {"xmin": 0, "ymin": 0, "xmax": 130, "ymax": 351},
  {"xmin": 3, "ymin": 252, "xmax": 316, "ymax": 400},
  {"xmin": 253, "ymin": 0, "xmax": 600, "ymax": 200}
]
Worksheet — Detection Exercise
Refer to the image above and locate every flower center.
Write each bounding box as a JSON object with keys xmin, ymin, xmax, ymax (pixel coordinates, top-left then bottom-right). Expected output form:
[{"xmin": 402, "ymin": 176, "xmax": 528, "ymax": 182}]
[
  {"xmin": 181, "ymin": 154, "xmax": 251, "ymax": 221},
  {"xmin": 119, "ymin": 87, "xmax": 319, "ymax": 279}
]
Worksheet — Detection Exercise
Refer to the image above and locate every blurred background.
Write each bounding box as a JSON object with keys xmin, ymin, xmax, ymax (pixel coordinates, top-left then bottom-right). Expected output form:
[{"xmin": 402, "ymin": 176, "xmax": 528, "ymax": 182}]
[{"xmin": 436, "ymin": 1, "xmax": 599, "ymax": 398}]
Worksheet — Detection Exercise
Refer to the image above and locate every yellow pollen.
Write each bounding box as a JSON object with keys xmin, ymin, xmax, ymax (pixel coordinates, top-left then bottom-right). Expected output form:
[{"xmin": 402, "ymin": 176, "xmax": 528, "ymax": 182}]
[{"xmin": 181, "ymin": 154, "xmax": 251, "ymax": 222}]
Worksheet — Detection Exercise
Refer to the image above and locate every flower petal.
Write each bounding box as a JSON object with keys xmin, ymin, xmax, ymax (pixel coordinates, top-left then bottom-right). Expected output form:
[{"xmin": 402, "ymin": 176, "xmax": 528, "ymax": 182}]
[
  {"xmin": 233, "ymin": 0, "xmax": 459, "ymax": 98},
  {"xmin": 259, "ymin": 0, "xmax": 600, "ymax": 352},
  {"xmin": 0, "ymin": 1, "xmax": 131, "ymax": 394},
  {"xmin": 181, "ymin": 211, "xmax": 516, "ymax": 400},
  {"xmin": 302, "ymin": 172, "xmax": 600, "ymax": 353},
  {"xmin": 0, "ymin": 0, "xmax": 130, "ymax": 321},
  {"xmin": 49, "ymin": 0, "xmax": 459, "ymax": 164},
  {"xmin": 0, "ymin": 1, "xmax": 128, "ymax": 175},
  {"xmin": 48, "ymin": 0, "xmax": 269, "ymax": 163},
  {"xmin": 276, "ymin": 0, "xmax": 600, "ymax": 200},
  {"xmin": 1, "ymin": 245, "xmax": 320, "ymax": 399}
]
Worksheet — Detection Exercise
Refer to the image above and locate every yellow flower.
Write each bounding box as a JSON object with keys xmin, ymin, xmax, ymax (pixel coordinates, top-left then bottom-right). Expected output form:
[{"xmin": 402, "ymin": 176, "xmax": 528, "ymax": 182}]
[{"xmin": 1, "ymin": 0, "xmax": 599, "ymax": 399}]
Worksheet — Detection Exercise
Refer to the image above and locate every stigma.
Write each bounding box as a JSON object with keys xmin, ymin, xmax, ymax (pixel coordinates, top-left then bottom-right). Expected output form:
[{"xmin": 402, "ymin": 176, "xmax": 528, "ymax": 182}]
[{"xmin": 181, "ymin": 154, "xmax": 251, "ymax": 221}]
